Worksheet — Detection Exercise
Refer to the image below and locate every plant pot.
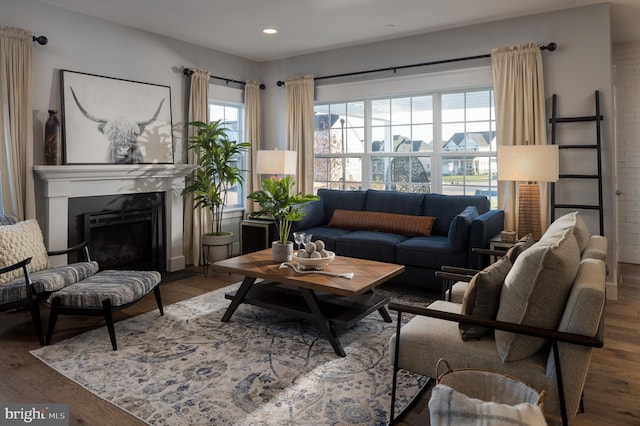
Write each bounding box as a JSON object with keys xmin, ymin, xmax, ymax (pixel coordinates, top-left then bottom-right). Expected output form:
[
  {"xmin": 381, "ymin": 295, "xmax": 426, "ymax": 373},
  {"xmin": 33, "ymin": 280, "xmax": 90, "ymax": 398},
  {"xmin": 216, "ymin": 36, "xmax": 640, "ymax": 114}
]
[
  {"xmin": 202, "ymin": 232, "xmax": 234, "ymax": 264},
  {"xmin": 271, "ymin": 241, "xmax": 293, "ymax": 262}
]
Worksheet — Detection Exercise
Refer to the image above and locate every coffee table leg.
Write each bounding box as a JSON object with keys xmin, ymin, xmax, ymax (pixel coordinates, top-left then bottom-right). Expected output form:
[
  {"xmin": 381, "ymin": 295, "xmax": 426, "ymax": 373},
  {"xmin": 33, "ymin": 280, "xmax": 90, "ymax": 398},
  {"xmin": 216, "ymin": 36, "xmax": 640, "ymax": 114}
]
[
  {"xmin": 378, "ymin": 306, "xmax": 392, "ymax": 323},
  {"xmin": 221, "ymin": 276, "xmax": 256, "ymax": 322},
  {"xmin": 300, "ymin": 288, "xmax": 346, "ymax": 357}
]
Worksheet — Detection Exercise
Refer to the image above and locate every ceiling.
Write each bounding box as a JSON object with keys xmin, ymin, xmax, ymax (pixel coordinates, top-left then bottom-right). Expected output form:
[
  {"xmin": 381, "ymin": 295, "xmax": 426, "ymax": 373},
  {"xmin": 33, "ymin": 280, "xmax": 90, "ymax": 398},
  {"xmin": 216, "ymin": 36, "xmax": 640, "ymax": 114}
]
[{"xmin": 33, "ymin": 0, "xmax": 640, "ymax": 62}]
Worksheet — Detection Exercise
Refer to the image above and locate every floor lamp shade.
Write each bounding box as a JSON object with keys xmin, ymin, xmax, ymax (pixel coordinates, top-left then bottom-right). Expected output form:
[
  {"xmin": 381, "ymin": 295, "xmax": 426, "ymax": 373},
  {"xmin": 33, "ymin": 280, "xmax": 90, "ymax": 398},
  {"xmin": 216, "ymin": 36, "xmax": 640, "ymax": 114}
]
[
  {"xmin": 256, "ymin": 150, "xmax": 297, "ymax": 176},
  {"xmin": 497, "ymin": 145, "xmax": 559, "ymax": 240}
]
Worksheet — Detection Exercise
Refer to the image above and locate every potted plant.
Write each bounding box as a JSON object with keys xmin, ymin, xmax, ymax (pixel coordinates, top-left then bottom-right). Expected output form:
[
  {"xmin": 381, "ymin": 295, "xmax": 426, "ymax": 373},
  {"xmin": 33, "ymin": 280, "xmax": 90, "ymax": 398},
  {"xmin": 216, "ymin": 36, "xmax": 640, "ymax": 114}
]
[
  {"xmin": 247, "ymin": 176, "xmax": 318, "ymax": 262},
  {"xmin": 182, "ymin": 119, "xmax": 251, "ymax": 260}
]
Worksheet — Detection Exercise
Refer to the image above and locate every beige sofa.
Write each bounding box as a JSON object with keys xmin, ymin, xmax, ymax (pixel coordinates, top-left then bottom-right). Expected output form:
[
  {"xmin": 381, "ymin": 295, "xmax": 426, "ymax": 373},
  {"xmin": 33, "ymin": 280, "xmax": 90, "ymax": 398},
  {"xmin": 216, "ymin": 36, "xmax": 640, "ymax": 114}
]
[{"xmin": 388, "ymin": 212, "xmax": 606, "ymax": 425}]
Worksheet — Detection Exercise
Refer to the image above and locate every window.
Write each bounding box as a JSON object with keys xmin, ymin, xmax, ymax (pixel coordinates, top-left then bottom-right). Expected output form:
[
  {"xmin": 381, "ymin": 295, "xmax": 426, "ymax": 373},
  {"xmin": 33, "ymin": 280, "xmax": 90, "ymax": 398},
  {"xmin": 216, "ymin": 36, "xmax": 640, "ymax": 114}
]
[
  {"xmin": 209, "ymin": 100, "xmax": 245, "ymax": 210},
  {"xmin": 313, "ymin": 76, "xmax": 497, "ymax": 206}
]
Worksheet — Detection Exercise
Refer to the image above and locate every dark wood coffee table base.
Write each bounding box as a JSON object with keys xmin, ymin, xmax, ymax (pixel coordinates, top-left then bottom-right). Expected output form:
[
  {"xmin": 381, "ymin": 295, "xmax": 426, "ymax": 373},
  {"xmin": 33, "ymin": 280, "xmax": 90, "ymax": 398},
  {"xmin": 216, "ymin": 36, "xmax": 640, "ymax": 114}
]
[{"xmin": 222, "ymin": 276, "xmax": 392, "ymax": 357}]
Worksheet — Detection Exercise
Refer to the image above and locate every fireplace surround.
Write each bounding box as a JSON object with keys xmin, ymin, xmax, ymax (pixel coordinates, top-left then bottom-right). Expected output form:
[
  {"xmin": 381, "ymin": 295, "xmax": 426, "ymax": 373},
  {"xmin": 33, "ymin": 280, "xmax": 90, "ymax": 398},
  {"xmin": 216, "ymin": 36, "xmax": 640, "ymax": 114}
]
[{"xmin": 33, "ymin": 164, "xmax": 194, "ymax": 272}]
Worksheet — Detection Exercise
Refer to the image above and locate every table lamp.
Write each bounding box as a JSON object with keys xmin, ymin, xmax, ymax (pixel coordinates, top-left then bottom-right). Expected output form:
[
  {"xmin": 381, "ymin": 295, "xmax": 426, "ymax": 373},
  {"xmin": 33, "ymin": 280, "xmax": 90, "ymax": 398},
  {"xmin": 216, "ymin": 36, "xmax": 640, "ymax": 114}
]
[
  {"xmin": 497, "ymin": 144, "xmax": 559, "ymax": 240},
  {"xmin": 256, "ymin": 149, "xmax": 297, "ymax": 178}
]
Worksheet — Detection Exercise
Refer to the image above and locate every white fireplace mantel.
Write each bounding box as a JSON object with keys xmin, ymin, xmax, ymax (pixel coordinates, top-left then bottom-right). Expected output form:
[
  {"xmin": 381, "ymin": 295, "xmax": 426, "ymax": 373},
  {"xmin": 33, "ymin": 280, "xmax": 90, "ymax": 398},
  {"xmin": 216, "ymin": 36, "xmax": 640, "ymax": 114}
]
[{"xmin": 33, "ymin": 164, "xmax": 195, "ymax": 272}]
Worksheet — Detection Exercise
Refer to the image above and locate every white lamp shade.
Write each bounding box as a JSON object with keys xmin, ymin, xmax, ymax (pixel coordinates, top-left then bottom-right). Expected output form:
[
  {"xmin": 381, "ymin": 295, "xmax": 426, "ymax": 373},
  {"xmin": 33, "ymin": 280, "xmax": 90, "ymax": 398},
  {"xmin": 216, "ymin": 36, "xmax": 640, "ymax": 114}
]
[
  {"xmin": 256, "ymin": 150, "xmax": 297, "ymax": 176},
  {"xmin": 497, "ymin": 145, "xmax": 559, "ymax": 182}
]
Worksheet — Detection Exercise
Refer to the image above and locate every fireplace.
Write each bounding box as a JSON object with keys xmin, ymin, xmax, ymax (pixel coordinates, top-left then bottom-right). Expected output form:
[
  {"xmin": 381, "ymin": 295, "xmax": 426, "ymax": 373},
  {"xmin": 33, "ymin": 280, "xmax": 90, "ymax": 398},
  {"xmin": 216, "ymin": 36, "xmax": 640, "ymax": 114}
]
[
  {"xmin": 68, "ymin": 193, "xmax": 165, "ymax": 271},
  {"xmin": 33, "ymin": 164, "xmax": 195, "ymax": 272}
]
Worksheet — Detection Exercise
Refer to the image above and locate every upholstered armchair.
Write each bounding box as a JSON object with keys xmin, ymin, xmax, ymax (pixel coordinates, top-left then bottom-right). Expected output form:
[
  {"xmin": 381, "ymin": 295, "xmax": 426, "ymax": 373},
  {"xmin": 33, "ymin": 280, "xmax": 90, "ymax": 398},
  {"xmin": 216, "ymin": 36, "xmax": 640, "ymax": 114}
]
[
  {"xmin": 388, "ymin": 212, "xmax": 607, "ymax": 426},
  {"xmin": 0, "ymin": 214, "xmax": 98, "ymax": 344}
]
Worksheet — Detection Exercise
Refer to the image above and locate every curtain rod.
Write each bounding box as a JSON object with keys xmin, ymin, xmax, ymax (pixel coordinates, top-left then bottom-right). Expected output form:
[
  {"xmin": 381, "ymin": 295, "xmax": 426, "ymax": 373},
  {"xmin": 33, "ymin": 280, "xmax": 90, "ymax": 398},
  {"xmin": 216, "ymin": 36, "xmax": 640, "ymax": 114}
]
[
  {"xmin": 183, "ymin": 68, "xmax": 265, "ymax": 90},
  {"xmin": 276, "ymin": 42, "xmax": 557, "ymax": 87},
  {"xmin": 32, "ymin": 35, "xmax": 48, "ymax": 45}
]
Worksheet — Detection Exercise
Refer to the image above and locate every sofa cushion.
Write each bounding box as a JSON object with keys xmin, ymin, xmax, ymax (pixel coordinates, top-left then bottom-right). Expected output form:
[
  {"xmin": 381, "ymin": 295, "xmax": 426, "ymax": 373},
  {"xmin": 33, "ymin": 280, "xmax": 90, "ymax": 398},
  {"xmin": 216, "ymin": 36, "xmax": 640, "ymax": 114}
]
[
  {"xmin": 448, "ymin": 206, "xmax": 479, "ymax": 253},
  {"xmin": 328, "ymin": 209, "xmax": 435, "ymax": 237},
  {"xmin": 495, "ymin": 229, "xmax": 580, "ymax": 361},
  {"xmin": 397, "ymin": 236, "xmax": 468, "ymax": 269},
  {"xmin": 335, "ymin": 230, "xmax": 408, "ymax": 263},
  {"xmin": 299, "ymin": 226, "xmax": 351, "ymax": 252},
  {"xmin": 424, "ymin": 194, "xmax": 490, "ymax": 236},
  {"xmin": 459, "ymin": 256, "xmax": 512, "ymax": 341},
  {"xmin": 365, "ymin": 189, "xmax": 424, "ymax": 215},
  {"xmin": 0, "ymin": 220, "xmax": 51, "ymax": 285},
  {"xmin": 317, "ymin": 189, "xmax": 367, "ymax": 222}
]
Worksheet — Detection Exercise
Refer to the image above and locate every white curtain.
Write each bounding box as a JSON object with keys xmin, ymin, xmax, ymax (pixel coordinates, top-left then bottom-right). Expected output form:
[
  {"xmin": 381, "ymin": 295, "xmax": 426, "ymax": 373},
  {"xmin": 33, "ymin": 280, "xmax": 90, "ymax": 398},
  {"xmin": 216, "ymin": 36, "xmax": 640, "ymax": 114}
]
[
  {"xmin": 244, "ymin": 80, "xmax": 261, "ymax": 214},
  {"xmin": 0, "ymin": 27, "xmax": 35, "ymax": 220},
  {"xmin": 285, "ymin": 75, "xmax": 314, "ymax": 194},
  {"xmin": 491, "ymin": 43, "xmax": 548, "ymax": 234},
  {"xmin": 183, "ymin": 69, "xmax": 210, "ymax": 266}
]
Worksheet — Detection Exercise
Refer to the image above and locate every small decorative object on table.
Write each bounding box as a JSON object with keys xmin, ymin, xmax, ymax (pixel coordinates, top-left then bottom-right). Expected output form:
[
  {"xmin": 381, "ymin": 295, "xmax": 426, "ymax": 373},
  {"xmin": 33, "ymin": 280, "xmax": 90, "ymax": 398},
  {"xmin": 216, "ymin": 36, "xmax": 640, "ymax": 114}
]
[
  {"xmin": 294, "ymin": 239, "xmax": 334, "ymax": 270},
  {"xmin": 500, "ymin": 230, "xmax": 517, "ymax": 243}
]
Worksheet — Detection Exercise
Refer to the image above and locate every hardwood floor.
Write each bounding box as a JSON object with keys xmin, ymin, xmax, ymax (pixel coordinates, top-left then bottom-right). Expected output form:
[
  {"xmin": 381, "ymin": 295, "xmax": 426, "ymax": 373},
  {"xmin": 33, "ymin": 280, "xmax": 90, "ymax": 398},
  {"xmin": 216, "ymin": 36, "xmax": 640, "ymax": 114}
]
[{"xmin": 1, "ymin": 265, "xmax": 639, "ymax": 425}]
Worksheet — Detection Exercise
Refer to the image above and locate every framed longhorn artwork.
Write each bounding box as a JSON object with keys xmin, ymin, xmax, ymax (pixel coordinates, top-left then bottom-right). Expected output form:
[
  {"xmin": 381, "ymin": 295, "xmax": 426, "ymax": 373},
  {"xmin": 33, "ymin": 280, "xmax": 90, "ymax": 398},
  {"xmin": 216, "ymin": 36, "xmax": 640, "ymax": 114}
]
[{"xmin": 60, "ymin": 70, "xmax": 174, "ymax": 164}]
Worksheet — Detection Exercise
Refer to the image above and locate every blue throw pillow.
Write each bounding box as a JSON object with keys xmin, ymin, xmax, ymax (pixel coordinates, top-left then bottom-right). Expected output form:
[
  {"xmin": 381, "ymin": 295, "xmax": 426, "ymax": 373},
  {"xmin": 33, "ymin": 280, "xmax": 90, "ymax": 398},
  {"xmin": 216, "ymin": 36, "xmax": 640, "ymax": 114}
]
[{"xmin": 448, "ymin": 206, "xmax": 479, "ymax": 253}]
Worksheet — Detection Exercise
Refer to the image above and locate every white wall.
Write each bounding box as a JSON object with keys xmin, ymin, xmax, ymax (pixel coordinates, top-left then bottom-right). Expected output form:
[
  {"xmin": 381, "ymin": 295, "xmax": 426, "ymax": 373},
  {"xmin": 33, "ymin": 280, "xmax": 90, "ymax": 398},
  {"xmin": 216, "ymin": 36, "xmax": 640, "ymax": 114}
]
[{"xmin": 613, "ymin": 42, "xmax": 640, "ymax": 265}]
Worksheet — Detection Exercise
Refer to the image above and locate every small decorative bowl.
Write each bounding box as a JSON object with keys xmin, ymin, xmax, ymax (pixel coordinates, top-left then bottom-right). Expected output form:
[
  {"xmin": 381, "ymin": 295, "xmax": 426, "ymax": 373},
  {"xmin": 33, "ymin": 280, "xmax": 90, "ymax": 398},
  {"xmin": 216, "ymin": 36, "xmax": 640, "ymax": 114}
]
[{"xmin": 293, "ymin": 250, "xmax": 335, "ymax": 270}]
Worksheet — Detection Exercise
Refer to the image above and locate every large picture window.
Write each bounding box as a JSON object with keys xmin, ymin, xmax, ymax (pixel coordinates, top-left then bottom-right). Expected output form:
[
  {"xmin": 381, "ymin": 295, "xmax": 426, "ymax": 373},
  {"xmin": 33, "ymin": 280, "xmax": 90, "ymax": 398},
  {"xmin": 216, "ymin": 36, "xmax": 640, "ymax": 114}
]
[
  {"xmin": 209, "ymin": 100, "xmax": 245, "ymax": 210},
  {"xmin": 313, "ymin": 84, "xmax": 497, "ymax": 206}
]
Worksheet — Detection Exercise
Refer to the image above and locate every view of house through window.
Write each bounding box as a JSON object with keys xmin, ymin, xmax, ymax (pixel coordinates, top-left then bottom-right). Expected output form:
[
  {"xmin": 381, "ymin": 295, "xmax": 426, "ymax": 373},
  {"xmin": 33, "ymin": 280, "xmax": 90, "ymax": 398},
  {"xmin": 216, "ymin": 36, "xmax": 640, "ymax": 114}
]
[
  {"xmin": 209, "ymin": 101, "xmax": 244, "ymax": 209},
  {"xmin": 313, "ymin": 88, "xmax": 497, "ymax": 206}
]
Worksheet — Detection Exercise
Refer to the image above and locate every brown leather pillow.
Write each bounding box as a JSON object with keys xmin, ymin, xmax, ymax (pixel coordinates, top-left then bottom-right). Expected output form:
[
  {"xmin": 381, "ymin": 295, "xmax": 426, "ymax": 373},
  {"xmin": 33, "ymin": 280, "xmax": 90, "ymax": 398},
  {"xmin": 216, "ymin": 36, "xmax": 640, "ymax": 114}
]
[
  {"xmin": 327, "ymin": 209, "xmax": 436, "ymax": 237},
  {"xmin": 459, "ymin": 256, "xmax": 512, "ymax": 341}
]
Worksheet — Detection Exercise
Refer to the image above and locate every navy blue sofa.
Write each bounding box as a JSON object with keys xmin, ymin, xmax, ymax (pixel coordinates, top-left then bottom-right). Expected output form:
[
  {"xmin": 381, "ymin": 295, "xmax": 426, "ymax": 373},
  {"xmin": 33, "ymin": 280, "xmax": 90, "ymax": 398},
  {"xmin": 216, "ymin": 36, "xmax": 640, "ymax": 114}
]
[{"xmin": 292, "ymin": 189, "xmax": 504, "ymax": 292}]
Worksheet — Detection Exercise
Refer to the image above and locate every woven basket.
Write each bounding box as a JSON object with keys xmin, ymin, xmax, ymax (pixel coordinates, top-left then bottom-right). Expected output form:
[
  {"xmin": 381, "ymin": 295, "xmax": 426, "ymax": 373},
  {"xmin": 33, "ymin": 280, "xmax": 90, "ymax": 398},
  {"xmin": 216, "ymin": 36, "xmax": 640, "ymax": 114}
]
[{"xmin": 435, "ymin": 358, "xmax": 545, "ymax": 409}]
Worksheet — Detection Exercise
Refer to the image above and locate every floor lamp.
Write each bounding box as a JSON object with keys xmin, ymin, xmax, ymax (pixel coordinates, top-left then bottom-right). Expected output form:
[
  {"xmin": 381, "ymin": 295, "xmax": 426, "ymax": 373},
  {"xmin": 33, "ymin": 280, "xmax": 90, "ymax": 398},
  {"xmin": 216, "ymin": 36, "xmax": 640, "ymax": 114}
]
[
  {"xmin": 497, "ymin": 145, "xmax": 559, "ymax": 240},
  {"xmin": 256, "ymin": 149, "xmax": 297, "ymax": 179}
]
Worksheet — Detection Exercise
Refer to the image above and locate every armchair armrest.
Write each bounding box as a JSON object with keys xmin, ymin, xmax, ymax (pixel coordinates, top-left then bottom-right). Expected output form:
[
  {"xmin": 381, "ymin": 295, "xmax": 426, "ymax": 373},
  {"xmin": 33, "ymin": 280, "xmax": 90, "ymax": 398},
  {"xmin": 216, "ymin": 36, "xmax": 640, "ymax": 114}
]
[
  {"xmin": 0, "ymin": 257, "xmax": 37, "ymax": 299},
  {"xmin": 388, "ymin": 302, "xmax": 604, "ymax": 348},
  {"xmin": 439, "ymin": 266, "xmax": 479, "ymax": 277},
  {"xmin": 0, "ymin": 257, "xmax": 32, "ymax": 276},
  {"xmin": 472, "ymin": 247, "xmax": 508, "ymax": 257},
  {"xmin": 47, "ymin": 241, "xmax": 91, "ymax": 261}
]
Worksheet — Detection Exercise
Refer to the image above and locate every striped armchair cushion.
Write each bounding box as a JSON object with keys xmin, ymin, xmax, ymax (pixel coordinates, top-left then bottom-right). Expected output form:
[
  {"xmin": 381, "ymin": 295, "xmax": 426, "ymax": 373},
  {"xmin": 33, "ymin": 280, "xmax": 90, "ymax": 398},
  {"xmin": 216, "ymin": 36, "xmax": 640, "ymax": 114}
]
[{"xmin": 49, "ymin": 270, "xmax": 161, "ymax": 308}]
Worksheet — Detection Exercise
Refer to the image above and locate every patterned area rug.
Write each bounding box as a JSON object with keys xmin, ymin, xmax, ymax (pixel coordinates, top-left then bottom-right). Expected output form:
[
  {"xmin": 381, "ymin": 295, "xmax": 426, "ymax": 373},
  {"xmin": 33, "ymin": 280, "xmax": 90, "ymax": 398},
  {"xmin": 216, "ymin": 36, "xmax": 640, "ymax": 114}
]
[{"xmin": 31, "ymin": 283, "xmax": 431, "ymax": 425}]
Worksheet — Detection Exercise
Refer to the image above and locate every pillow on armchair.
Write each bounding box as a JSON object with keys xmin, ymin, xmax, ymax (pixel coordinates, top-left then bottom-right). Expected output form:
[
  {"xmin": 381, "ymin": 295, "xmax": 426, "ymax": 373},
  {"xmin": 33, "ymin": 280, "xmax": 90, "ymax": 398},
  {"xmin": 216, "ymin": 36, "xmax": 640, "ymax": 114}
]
[
  {"xmin": 0, "ymin": 219, "xmax": 51, "ymax": 284},
  {"xmin": 495, "ymin": 229, "xmax": 580, "ymax": 361},
  {"xmin": 459, "ymin": 255, "xmax": 512, "ymax": 341}
]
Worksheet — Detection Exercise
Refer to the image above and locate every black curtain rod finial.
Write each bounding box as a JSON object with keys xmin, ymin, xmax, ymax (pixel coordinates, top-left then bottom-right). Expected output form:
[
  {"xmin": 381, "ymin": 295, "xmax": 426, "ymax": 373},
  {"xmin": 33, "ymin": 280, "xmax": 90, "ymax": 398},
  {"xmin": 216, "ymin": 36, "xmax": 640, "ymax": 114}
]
[
  {"xmin": 32, "ymin": 35, "xmax": 48, "ymax": 45},
  {"xmin": 543, "ymin": 42, "xmax": 557, "ymax": 52},
  {"xmin": 183, "ymin": 68, "xmax": 194, "ymax": 77},
  {"xmin": 277, "ymin": 80, "xmax": 285, "ymax": 87}
]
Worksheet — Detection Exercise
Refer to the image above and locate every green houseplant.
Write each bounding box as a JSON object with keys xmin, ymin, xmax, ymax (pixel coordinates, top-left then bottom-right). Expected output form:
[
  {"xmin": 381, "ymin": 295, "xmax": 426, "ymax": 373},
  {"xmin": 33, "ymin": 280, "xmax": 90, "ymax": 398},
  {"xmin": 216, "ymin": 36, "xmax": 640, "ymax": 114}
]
[
  {"xmin": 182, "ymin": 120, "xmax": 251, "ymax": 256},
  {"xmin": 247, "ymin": 176, "xmax": 318, "ymax": 261}
]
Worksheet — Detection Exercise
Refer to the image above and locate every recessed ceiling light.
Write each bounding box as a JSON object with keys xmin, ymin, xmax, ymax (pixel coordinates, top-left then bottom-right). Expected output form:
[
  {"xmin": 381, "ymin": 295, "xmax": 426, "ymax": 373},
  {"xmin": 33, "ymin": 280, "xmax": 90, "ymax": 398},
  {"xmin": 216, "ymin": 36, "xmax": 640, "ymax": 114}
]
[{"xmin": 263, "ymin": 28, "xmax": 278, "ymax": 35}]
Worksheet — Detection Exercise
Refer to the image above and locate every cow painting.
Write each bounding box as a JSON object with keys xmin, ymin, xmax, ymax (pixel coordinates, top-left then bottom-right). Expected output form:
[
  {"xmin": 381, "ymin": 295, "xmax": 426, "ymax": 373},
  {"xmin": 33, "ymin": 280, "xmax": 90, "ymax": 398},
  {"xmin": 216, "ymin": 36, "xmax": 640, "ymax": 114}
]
[{"xmin": 70, "ymin": 86, "xmax": 166, "ymax": 164}]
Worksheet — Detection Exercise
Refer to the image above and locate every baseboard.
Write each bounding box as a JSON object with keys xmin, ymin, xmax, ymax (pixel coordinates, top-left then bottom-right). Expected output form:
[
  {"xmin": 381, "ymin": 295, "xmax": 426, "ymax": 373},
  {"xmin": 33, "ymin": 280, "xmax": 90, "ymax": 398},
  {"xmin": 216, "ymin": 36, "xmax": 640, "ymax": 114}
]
[{"xmin": 606, "ymin": 280, "xmax": 618, "ymax": 301}]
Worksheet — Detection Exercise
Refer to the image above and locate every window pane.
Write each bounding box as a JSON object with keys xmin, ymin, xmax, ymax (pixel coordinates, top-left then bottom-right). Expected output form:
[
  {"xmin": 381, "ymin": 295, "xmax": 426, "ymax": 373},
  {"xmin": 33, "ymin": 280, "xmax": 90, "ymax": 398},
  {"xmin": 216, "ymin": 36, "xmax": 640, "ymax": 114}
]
[
  {"xmin": 412, "ymin": 96, "xmax": 433, "ymax": 123},
  {"xmin": 412, "ymin": 124, "xmax": 433, "ymax": 152},
  {"xmin": 372, "ymin": 99, "xmax": 390, "ymax": 123},
  {"xmin": 391, "ymin": 97, "xmax": 411, "ymax": 125},
  {"xmin": 442, "ymin": 93, "xmax": 465, "ymax": 122},
  {"xmin": 313, "ymin": 157, "xmax": 362, "ymax": 191},
  {"xmin": 466, "ymin": 90, "xmax": 492, "ymax": 121},
  {"xmin": 370, "ymin": 156, "xmax": 430, "ymax": 193}
]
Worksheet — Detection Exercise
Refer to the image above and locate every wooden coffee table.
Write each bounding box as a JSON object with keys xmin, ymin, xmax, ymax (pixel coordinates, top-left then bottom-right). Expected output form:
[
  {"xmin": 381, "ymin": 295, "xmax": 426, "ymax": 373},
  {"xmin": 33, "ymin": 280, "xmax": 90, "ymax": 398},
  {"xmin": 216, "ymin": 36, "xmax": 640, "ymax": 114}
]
[{"xmin": 213, "ymin": 249, "xmax": 404, "ymax": 357}]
